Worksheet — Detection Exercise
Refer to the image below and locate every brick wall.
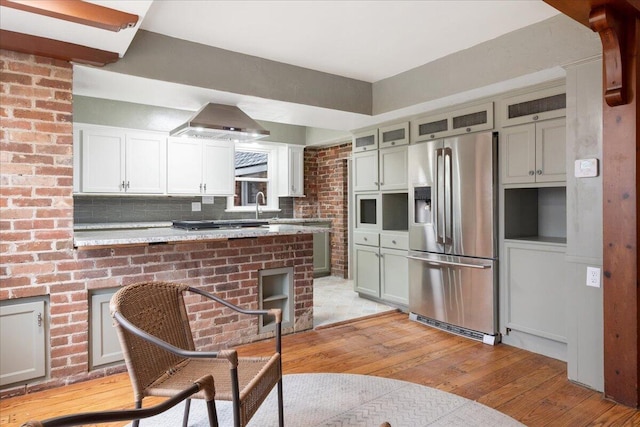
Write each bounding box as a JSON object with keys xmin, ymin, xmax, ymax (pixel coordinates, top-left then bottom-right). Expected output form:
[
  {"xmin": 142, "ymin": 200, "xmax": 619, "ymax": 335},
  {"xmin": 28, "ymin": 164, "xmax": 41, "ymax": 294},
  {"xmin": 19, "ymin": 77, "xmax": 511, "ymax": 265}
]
[
  {"xmin": 0, "ymin": 50, "xmax": 314, "ymax": 397},
  {"xmin": 295, "ymin": 143, "xmax": 351, "ymax": 277}
]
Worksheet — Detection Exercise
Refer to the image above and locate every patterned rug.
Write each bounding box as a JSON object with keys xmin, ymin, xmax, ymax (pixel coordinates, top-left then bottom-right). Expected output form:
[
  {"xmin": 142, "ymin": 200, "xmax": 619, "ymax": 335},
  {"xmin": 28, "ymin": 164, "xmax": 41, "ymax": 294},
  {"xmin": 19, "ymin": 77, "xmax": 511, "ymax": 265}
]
[{"xmin": 131, "ymin": 373, "xmax": 524, "ymax": 427}]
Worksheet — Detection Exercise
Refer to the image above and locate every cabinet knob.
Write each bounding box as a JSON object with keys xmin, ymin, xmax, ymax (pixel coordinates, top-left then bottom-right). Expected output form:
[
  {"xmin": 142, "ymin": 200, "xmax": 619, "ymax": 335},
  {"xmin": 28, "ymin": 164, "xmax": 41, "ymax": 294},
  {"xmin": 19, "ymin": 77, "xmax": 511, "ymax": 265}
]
[
  {"xmin": 466, "ymin": 127, "xmax": 471, "ymax": 132},
  {"xmin": 392, "ymin": 240, "xmax": 397, "ymax": 244},
  {"xmin": 430, "ymin": 134, "xmax": 435, "ymax": 139},
  {"xmin": 536, "ymin": 170, "xmax": 543, "ymax": 175},
  {"xmin": 363, "ymin": 147, "xmax": 367, "ymax": 151},
  {"xmin": 529, "ymin": 170, "xmax": 535, "ymax": 176},
  {"xmin": 533, "ymin": 115, "xmax": 539, "ymax": 121},
  {"xmin": 364, "ymin": 237, "xmax": 368, "ymax": 241},
  {"xmin": 391, "ymin": 141, "xmax": 396, "ymax": 145},
  {"xmin": 379, "ymin": 182, "xmax": 383, "ymax": 186}
]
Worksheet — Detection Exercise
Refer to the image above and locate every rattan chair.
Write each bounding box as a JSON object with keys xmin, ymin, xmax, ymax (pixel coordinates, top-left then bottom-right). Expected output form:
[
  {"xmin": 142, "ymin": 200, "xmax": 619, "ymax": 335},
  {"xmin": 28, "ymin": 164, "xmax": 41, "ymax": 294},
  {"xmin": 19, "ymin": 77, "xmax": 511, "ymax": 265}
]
[
  {"xmin": 21, "ymin": 375, "xmax": 217, "ymax": 427},
  {"xmin": 110, "ymin": 281, "xmax": 283, "ymax": 427}
]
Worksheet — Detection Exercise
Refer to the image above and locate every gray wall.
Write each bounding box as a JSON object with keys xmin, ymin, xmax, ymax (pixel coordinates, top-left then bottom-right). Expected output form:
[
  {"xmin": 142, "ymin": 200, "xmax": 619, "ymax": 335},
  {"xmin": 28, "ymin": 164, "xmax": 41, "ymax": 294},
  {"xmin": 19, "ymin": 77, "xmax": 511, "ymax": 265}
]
[
  {"xmin": 104, "ymin": 30, "xmax": 372, "ymax": 116},
  {"xmin": 565, "ymin": 58, "xmax": 604, "ymax": 391},
  {"xmin": 372, "ymin": 15, "xmax": 601, "ymax": 115}
]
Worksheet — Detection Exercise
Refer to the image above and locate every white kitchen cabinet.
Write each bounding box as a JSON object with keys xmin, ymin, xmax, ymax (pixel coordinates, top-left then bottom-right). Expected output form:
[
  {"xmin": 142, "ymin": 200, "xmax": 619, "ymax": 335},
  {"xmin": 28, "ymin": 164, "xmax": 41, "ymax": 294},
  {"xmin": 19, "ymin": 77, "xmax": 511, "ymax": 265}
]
[
  {"xmin": 278, "ymin": 145, "xmax": 305, "ymax": 197},
  {"xmin": 501, "ymin": 117, "xmax": 566, "ymax": 185},
  {"xmin": 503, "ymin": 240, "xmax": 567, "ymax": 343},
  {"xmin": 352, "ymin": 129, "xmax": 378, "ymax": 153},
  {"xmin": 1, "ymin": 299, "xmax": 46, "ymax": 386},
  {"xmin": 500, "ymin": 85, "xmax": 566, "ymax": 127},
  {"xmin": 167, "ymin": 137, "xmax": 234, "ymax": 195},
  {"xmin": 80, "ymin": 128, "xmax": 166, "ymax": 194}
]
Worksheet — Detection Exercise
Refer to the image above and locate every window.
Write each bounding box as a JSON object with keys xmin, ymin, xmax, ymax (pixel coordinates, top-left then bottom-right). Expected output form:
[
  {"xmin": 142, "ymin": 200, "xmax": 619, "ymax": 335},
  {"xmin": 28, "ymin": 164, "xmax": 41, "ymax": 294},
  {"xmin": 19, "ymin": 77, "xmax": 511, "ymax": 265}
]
[{"xmin": 227, "ymin": 144, "xmax": 278, "ymax": 212}]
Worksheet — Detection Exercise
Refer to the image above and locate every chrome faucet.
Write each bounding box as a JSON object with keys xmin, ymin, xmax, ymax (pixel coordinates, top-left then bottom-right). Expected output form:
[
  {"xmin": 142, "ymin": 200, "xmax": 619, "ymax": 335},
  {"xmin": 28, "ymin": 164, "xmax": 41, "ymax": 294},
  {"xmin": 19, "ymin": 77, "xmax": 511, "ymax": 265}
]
[{"xmin": 255, "ymin": 191, "xmax": 265, "ymax": 219}]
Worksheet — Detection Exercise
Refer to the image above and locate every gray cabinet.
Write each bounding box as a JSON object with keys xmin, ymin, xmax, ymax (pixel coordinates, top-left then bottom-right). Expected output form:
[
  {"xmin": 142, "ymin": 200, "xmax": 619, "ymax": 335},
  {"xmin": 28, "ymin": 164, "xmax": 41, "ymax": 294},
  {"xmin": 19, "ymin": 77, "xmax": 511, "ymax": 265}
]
[
  {"xmin": 353, "ymin": 231, "xmax": 408, "ymax": 307},
  {"xmin": 90, "ymin": 289, "xmax": 123, "ymax": 368},
  {"xmin": 1, "ymin": 299, "xmax": 46, "ymax": 386},
  {"xmin": 411, "ymin": 102, "xmax": 494, "ymax": 143},
  {"xmin": 501, "ymin": 117, "xmax": 566, "ymax": 184},
  {"xmin": 308, "ymin": 222, "xmax": 331, "ymax": 277},
  {"xmin": 503, "ymin": 240, "xmax": 567, "ymax": 344},
  {"xmin": 352, "ymin": 129, "xmax": 378, "ymax": 153}
]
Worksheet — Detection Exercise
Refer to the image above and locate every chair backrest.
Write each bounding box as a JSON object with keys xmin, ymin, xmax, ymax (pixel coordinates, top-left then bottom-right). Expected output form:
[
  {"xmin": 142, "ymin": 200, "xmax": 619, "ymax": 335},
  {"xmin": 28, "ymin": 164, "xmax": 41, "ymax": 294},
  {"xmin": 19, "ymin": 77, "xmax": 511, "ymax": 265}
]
[{"xmin": 110, "ymin": 282, "xmax": 196, "ymax": 400}]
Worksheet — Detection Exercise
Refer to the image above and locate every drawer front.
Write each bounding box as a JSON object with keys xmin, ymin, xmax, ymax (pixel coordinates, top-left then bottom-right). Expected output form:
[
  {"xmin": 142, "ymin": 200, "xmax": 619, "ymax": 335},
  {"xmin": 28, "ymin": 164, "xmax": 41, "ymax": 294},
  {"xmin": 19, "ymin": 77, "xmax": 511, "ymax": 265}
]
[
  {"xmin": 353, "ymin": 231, "xmax": 379, "ymax": 247},
  {"xmin": 380, "ymin": 233, "xmax": 408, "ymax": 250}
]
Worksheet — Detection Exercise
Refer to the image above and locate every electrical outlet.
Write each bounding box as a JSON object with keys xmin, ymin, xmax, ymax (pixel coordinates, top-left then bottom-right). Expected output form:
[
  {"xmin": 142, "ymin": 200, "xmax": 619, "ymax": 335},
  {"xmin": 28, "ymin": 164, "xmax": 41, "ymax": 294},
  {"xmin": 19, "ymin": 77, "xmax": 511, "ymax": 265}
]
[
  {"xmin": 191, "ymin": 202, "xmax": 201, "ymax": 212},
  {"xmin": 586, "ymin": 266, "xmax": 601, "ymax": 288}
]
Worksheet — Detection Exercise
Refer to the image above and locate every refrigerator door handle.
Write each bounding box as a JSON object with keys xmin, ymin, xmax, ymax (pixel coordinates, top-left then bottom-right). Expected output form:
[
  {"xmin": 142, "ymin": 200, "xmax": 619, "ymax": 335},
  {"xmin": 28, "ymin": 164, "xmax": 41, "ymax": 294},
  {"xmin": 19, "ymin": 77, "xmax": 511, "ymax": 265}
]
[
  {"xmin": 444, "ymin": 147, "xmax": 453, "ymax": 246},
  {"xmin": 407, "ymin": 255, "xmax": 491, "ymax": 269},
  {"xmin": 435, "ymin": 148, "xmax": 445, "ymax": 245}
]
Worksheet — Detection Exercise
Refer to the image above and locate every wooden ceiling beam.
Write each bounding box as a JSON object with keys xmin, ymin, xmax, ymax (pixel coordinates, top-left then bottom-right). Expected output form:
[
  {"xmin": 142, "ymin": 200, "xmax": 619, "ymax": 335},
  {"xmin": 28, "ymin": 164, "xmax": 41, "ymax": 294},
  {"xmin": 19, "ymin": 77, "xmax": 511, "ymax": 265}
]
[
  {"xmin": 0, "ymin": 29, "xmax": 119, "ymax": 66},
  {"xmin": 0, "ymin": 0, "xmax": 138, "ymax": 32}
]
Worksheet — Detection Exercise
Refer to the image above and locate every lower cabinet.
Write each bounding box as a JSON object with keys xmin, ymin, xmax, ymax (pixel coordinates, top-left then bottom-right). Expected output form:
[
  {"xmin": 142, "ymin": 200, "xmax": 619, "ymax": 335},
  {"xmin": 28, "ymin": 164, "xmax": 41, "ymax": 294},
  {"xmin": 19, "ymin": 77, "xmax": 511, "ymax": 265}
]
[
  {"xmin": 1, "ymin": 298, "xmax": 46, "ymax": 387},
  {"xmin": 503, "ymin": 240, "xmax": 567, "ymax": 343},
  {"xmin": 354, "ymin": 231, "xmax": 408, "ymax": 307},
  {"xmin": 307, "ymin": 222, "xmax": 331, "ymax": 277},
  {"xmin": 90, "ymin": 289, "xmax": 123, "ymax": 368}
]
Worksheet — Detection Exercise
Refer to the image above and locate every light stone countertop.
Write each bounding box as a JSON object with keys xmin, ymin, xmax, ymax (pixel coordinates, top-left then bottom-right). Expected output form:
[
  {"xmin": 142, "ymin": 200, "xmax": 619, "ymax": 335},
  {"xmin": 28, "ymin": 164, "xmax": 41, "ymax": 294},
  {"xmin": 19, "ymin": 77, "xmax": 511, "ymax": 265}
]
[
  {"xmin": 73, "ymin": 223, "xmax": 331, "ymax": 249},
  {"xmin": 73, "ymin": 218, "xmax": 332, "ymax": 231}
]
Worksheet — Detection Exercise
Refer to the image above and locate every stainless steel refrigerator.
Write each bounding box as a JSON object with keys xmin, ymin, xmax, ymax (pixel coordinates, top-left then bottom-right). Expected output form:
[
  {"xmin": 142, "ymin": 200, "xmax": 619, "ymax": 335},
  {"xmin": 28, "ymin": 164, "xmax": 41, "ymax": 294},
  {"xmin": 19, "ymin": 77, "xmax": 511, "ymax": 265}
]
[{"xmin": 407, "ymin": 131, "xmax": 499, "ymax": 344}]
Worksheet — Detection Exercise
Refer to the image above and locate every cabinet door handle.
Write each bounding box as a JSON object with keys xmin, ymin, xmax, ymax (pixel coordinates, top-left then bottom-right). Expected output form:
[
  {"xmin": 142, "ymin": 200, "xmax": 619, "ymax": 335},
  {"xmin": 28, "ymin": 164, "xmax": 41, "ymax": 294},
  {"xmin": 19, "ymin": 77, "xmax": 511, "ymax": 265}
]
[
  {"xmin": 37, "ymin": 312, "xmax": 42, "ymax": 327},
  {"xmin": 203, "ymin": 183, "xmax": 207, "ymax": 192},
  {"xmin": 375, "ymin": 252, "xmax": 380, "ymax": 258},
  {"xmin": 199, "ymin": 183, "xmax": 203, "ymax": 192},
  {"xmin": 291, "ymin": 185, "xmax": 295, "ymax": 192},
  {"xmin": 529, "ymin": 170, "xmax": 535, "ymax": 176},
  {"xmin": 121, "ymin": 180, "xmax": 126, "ymax": 190},
  {"xmin": 373, "ymin": 181, "xmax": 378, "ymax": 186},
  {"xmin": 126, "ymin": 181, "xmax": 130, "ymax": 189},
  {"xmin": 536, "ymin": 170, "xmax": 543, "ymax": 175}
]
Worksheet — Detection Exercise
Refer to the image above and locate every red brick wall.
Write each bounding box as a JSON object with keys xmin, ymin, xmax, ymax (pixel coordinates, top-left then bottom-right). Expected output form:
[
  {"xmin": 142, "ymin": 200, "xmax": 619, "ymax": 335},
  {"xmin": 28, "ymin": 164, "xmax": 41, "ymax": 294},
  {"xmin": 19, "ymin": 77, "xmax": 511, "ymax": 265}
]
[
  {"xmin": 0, "ymin": 50, "xmax": 314, "ymax": 397},
  {"xmin": 295, "ymin": 143, "xmax": 351, "ymax": 277}
]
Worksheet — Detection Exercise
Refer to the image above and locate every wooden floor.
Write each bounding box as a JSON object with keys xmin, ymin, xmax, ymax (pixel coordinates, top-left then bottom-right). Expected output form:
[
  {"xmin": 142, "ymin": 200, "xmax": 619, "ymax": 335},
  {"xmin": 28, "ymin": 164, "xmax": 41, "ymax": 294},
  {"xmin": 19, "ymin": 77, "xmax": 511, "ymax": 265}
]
[{"xmin": 2, "ymin": 311, "xmax": 638, "ymax": 426}]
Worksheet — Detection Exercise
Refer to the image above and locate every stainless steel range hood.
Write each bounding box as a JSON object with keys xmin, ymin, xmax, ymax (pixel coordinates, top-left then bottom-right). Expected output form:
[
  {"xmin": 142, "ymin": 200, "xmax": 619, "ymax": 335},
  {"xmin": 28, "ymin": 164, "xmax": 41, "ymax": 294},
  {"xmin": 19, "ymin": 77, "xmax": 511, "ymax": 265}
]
[{"xmin": 170, "ymin": 103, "xmax": 270, "ymax": 141}]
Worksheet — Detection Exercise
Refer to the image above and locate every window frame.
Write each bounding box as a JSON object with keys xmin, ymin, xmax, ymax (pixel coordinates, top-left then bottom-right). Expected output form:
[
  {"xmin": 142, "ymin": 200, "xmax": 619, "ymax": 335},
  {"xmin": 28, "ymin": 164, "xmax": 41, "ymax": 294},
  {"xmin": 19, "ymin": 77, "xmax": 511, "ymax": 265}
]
[{"xmin": 226, "ymin": 142, "xmax": 280, "ymax": 213}]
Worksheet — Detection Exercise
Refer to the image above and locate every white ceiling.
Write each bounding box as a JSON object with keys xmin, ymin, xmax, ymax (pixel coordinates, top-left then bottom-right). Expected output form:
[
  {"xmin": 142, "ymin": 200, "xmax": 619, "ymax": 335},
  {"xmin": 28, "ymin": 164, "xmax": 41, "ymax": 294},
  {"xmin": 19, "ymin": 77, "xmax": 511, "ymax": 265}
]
[{"xmin": 0, "ymin": 0, "xmax": 562, "ymax": 133}]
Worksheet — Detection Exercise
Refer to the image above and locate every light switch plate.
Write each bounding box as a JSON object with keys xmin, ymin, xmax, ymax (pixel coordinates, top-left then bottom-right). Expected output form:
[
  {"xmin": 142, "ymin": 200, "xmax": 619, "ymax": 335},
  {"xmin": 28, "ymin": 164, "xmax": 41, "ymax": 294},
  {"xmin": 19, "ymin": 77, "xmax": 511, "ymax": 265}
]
[{"xmin": 574, "ymin": 158, "xmax": 599, "ymax": 178}]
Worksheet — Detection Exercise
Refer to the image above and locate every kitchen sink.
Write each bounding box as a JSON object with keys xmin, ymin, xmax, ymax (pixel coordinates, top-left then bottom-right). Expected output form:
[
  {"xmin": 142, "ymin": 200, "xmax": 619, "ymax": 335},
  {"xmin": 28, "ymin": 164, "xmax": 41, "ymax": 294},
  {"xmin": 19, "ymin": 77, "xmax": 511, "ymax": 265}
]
[{"xmin": 172, "ymin": 219, "xmax": 269, "ymax": 230}]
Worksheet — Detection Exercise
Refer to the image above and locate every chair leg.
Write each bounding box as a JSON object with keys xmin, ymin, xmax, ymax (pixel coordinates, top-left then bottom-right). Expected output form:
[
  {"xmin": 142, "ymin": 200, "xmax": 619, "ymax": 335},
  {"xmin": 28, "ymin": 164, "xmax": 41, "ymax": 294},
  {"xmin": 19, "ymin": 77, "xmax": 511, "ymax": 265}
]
[
  {"xmin": 182, "ymin": 398, "xmax": 191, "ymax": 427},
  {"xmin": 277, "ymin": 378, "xmax": 284, "ymax": 427},
  {"xmin": 132, "ymin": 400, "xmax": 142, "ymax": 427},
  {"xmin": 206, "ymin": 399, "xmax": 218, "ymax": 427},
  {"xmin": 230, "ymin": 367, "xmax": 241, "ymax": 427}
]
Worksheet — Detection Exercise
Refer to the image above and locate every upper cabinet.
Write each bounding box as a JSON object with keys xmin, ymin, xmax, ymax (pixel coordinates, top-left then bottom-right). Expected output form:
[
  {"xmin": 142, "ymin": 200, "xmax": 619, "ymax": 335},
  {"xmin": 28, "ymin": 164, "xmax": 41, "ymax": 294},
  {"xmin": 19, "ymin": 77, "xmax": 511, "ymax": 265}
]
[
  {"xmin": 79, "ymin": 127, "xmax": 166, "ymax": 194},
  {"xmin": 501, "ymin": 117, "xmax": 566, "ymax": 185},
  {"xmin": 167, "ymin": 137, "xmax": 234, "ymax": 195},
  {"xmin": 411, "ymin": 102, "xmax": 494, "ymax": 143},
  {"xmin": 352, "ymin": 129, "xmax": 378, "ymax": 153},
  {"xmin": 278, "ymin": 145, "xmax": 305, "ymax": 197},
  {"xmin": 378, "ymin": 122, "xmax": 409, "ymax": 149},
  {"xmin": 500, "ymin": 85, "xmax": 566, "ymax": 128}
]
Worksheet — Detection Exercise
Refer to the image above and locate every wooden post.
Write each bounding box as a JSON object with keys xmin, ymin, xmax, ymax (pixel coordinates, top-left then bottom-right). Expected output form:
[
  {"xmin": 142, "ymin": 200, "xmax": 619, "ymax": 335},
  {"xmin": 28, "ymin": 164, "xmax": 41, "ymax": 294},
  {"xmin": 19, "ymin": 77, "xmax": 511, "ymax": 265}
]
[{"xmin": 544, "ymin": 0, "xmax": 640, "ymax": 408}]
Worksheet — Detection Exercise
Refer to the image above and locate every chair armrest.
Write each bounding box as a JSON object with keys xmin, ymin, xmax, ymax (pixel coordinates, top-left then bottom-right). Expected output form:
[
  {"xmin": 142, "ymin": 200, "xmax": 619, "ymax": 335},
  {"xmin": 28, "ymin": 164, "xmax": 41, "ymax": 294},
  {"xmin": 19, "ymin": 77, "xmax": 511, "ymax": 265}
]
[
  {"xmin": 21, "ymin": 376, "xmax": 213, "ymax": 427},
  {"xmin": 188, "ymin": 286, "xmax": 282, "ymax": 323},
  {"xmin": 113, "ymin": 311, "xmax": 221, "ymax": 359}
]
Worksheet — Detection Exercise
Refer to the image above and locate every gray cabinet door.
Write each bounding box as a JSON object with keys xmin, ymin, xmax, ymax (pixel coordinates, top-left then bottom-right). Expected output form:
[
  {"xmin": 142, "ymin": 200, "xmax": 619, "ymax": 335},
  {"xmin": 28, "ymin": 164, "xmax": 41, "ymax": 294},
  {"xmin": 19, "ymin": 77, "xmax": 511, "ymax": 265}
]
[
  {"xmin": 90, "ymin": 291, "xmax": 123, "ymax": 368},
  {"xmin": 380, "ymin": 247, "xmax": 408, "ymax": 306},
  {"xmin": 354, "ymin": 244, "xmax": 380, "ymax": 298},
  {"xmin": 312, "ymin": 231, "xmax": 331, "ymax": 277},
  {"xmin": 1, "ymin": 300, "xmax": 46, "ymax": 386}
]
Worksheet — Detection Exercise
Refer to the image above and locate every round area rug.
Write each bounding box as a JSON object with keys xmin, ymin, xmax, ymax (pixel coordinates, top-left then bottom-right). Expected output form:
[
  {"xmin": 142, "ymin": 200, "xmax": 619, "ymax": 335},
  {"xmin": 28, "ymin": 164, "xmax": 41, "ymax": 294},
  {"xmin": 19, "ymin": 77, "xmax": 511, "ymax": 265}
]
[{"xmin": 130, "ymin": 373, "xmax": 524, "ymax": 427}]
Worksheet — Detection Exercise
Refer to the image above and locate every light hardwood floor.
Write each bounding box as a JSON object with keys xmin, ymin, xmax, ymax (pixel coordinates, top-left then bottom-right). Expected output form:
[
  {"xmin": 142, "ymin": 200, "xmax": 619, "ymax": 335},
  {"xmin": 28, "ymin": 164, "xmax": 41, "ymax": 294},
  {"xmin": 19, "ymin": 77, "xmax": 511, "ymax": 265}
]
[{"xmin": 2, "ymin": 311, "xmax": 638, "ymax": 426}]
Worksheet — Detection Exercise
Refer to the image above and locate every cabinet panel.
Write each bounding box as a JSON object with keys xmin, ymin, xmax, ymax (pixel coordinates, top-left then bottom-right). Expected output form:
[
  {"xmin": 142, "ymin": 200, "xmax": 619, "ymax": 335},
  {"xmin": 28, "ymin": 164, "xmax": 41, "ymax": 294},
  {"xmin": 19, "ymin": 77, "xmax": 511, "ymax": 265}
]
[
  {"xmin": 379, "ymin": 146, "xmax": 408, "ymax": 191},
  {"xmin": 504, "ymin": 242, "xmax": 567, "ymax": 342},
  {"xmin": 167, "ymin": 137, "xmax": 202, "ymax": 194},
  {"xmin": 501, "ymin": 85, "xmax": 566, "ymax": 127},
  {"xmin": 125, "ymin": 133, "xmax": 166, "ymax": 194},
  {"xmin": 90, "ymin": 291, "xmax": 123, "ymax": 368},
  {"xmin": 81, "ymin": 130, "xmax": 125, "ymax": 193},
  {"xmin": 202, "ymin": 140, "xmax": 235, "ymax": 195},
  {"xmin": 278, "ymin": 145, "xmax": 305, "ymax": 196},
  {"xmin": 352, "ymin": 129, "xmax": 378, "ymax": 152},
  {"xmin": 1, "ymin": 299, "xmax": 46, "ymax": 386},
  {"xmin": 354, "ymin": 244, "xmax": 380, "ymax": 297},
  {"xmin": 353, "ymin": 230, "xmax": 379, "ymax": 246},
  {"xmin": 380, "ymin": 247, "xmax": 408, "ymax": 306},
  {"xmin": 353, "ymin": 151, "xmax": 379, "ymax": 192},
  {"xmin": 379, "ymin": 122, "xmax": 409, "ymax": 148},
  {"xmin": 501, "ymin": 124, "xmax": 536, "ymax": 184},
  {"xmin": 535, "ymin": 118, "xmax": 566, "ymax": 183}
]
